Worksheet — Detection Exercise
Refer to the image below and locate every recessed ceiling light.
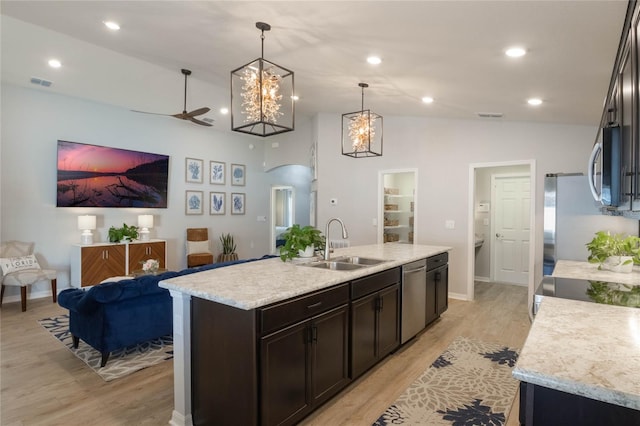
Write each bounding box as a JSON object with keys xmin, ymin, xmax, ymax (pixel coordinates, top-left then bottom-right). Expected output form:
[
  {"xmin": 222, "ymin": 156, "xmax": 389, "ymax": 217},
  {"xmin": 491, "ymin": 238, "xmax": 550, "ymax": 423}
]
[
  {"xmin": 528, "ymin": 98, "xmax": 543, "ymax": 106},
  {"xmin": 48, "ymin": 59, "xmax": 61, "ymax": 68},
  {"xmin": 291, "ymin": 95, "xmax": 299, "ymax": 101},
  {"xmin": 367, "ymin": 56, "xmax": 382, "ymax": 65},
  {"xmin": 220, "ymin": 107, "xmax": 229, "ymax": 115},
  {"xmin": 103, "ymin": 21, "xmax": 120, "ymax": 31},
  {"xmin": 505, "ymin": 47, "xmax": 526, "ymax": 58},
  {"xmin": 422, "ymin": 96, "xmax": 434, "ymax": 104}
]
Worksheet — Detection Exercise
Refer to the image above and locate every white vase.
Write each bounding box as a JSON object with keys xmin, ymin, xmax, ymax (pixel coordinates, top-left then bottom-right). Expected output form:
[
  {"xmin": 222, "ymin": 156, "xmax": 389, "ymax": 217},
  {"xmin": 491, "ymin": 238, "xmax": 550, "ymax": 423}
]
[
  {"xmin": 603, "ymin": 255, "xmax": 634, "ymax": 273},
  {"xmin": 298, "ymin": 245, "xmax": 315, "ymax": 258}
]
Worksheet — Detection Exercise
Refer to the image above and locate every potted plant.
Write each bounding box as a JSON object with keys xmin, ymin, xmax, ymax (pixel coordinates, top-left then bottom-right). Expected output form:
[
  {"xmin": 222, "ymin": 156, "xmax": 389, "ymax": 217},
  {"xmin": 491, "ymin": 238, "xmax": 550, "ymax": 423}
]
[
  {"xmin": 108, "ymin": 223, "xmax": 139, "ymax": 243},
  {"xmin": 586, "ymin": 231, "xmax": 640, "ymax": 273},
  {"xmin": 279, "ymin": 224, "xmax": 326, "ymax": 262},
  {"xmin": 218, "ymin": 233, "xmax": 238, "ymax": 263}
]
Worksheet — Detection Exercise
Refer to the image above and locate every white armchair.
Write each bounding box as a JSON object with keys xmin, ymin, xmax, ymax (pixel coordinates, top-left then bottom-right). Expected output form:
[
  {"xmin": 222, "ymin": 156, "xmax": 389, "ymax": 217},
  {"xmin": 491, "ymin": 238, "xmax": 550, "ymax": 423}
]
[{"xmin": 0, "ymin": 241, "xmax": 57, "ymax": 312}]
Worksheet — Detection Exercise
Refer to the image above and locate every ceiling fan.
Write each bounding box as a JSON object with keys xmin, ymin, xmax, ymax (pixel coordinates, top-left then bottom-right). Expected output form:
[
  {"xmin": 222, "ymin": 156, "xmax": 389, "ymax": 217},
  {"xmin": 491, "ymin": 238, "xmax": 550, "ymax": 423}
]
[{"xmin": 133, "ymin": 68, "xmax": 213, "ymax": 127}]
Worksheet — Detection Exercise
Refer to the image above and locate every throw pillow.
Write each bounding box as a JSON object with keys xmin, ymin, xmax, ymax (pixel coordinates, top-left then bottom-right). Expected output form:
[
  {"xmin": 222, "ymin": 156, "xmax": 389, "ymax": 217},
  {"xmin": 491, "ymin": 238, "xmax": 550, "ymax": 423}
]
[
  {"xmin": 0, "ymin": 254, "xmax": 41, "ymax": 275},
  {"xmin": 187, "ymin": 240, "xmax": 211, "ymax": 255}
]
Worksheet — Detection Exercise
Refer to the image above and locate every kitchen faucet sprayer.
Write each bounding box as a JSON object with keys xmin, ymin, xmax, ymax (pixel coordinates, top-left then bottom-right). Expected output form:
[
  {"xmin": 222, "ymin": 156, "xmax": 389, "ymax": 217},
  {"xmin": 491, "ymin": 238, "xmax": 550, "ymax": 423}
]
[{"xmin": 324, "ymin": 218, "xmax": 349, "ymax": 260}]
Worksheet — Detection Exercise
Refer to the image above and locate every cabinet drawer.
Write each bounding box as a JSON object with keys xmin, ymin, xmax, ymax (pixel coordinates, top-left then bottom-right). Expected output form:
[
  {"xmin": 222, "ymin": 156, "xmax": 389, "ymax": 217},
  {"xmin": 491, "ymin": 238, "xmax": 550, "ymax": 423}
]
[
  {"xmin": 260, "ymin": 283, "xmax": 349, "ymax": 335},
  {"xmin": 427, "ymin": 252, "xmax": 448, "ymax": 271},
  {"xmin": 351, "ymin": 268, "xmax": 401, "ymax": 300}
]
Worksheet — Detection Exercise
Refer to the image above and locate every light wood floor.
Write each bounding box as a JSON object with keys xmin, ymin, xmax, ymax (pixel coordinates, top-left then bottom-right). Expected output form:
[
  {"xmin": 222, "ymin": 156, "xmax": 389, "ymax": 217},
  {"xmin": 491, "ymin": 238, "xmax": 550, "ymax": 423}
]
[{"xmin": 1, "ymin": 282, "xmax": 530, "ymax": 425}]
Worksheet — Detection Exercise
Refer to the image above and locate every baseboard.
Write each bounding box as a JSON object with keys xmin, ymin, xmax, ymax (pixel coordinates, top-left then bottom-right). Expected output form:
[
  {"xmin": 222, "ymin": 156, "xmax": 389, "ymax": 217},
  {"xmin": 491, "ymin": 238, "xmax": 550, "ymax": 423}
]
[
  {"xmin": 448, "ymin": 292, "xmax": 468, "ymax": 301},
  {"xmin": 475, "ymin": 276, "xmax": 490, "ymax": 282},
  {"xmin": 2, "ymin": 289, "xmax": 54, "ymax": 304}
]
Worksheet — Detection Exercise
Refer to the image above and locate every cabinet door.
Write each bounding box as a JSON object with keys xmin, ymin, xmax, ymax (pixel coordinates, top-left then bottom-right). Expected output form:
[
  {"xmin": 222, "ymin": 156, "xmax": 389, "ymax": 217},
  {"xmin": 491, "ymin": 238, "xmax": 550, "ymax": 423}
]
[
  {"xmin": 435, "ymin": 265, "xmax": 449, "ymax": 315},
  {"xmin": 425, "ymin": 269, "xmax": 438, "ymax": 325},
  {"xmin": 619, "ymin": 37, "xmax": 634, "ymax": 211},
  {"xmin": 80, "ymin": 245, "xmax": 126, "ymax": 286},
  {"xmin": 350, "ymin": 293, "xmax": 377, "ymax": 379},
  {"xmin": 310, "ymin": 304, "xmax": 350, "ymax": 407},
  {"xmin": 377, "ymin": 284, "xmax": 400, "ymax": 359},
  {"xmin": 260, "ymin": 320, "xmax": 310, "ymax": 426},
  {"xmin": 128, "ymin": 241, "xmax": 166, "ymax": 271}
]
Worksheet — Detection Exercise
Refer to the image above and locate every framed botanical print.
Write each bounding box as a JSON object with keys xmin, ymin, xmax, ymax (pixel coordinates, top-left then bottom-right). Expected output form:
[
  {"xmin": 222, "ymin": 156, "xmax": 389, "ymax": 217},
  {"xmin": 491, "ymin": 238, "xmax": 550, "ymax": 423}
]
[
  {"xmin": 185, "ymin": 158, "xmax": 203, "ymax": 183},
  {"xmin": 231, "ymin": 163, "xmax": 246, "ymax": 186},
  {"xmin": 210, "ymin": 161, "xmax": 225, "ymax": 185},
  {"xmin": 231, "ymin": 192, "xmax": 245, "ymax": 215},
  {"xmin": 185, "ymin": 190, "xmax": 203, "ymax": 215},
  {"xmin": 210, "ymin": 191, "xmax": 225, "ymax": 215}
]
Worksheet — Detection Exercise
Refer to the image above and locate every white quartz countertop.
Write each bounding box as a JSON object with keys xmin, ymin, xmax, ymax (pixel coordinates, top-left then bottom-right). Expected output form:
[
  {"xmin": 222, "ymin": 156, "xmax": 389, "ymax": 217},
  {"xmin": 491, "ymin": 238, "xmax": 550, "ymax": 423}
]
[
  {"xmin": 553, "ymin": 260, "xmax": 640, "ymax": 285},
  {"xmin": 513, "ymin": 296, "xmax": 640, "ymax": 410},
  {"xmin": 159, "ymin": 243, "xmax": 451, "ymax": 310}
]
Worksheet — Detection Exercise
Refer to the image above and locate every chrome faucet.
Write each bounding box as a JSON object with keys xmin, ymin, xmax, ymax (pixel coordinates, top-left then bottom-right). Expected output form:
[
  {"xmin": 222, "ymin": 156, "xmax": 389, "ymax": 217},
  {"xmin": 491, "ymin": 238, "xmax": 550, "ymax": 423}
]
[{"xmin": 324, "ymin": 218, "xmax": 349, "ymax": 260}]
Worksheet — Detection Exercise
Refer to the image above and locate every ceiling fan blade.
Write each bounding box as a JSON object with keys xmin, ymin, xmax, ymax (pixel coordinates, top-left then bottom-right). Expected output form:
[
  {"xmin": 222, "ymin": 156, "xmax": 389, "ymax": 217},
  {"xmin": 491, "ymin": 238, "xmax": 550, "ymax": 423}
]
[
  {"xmin": 190, "ymin": 117, "xmax": 213, "ymax": 127},
  {"xmin": 185, "ymin": 107, "xmax": 210, "ymax": 117},
  {"xmin": 131, "ymin": 109, "xmax": 172, "ymax": 116}
]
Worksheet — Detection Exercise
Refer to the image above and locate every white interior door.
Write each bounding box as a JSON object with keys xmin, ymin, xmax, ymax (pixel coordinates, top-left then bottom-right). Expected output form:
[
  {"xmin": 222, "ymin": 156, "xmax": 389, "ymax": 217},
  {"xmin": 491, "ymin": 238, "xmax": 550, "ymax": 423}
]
[{"xmin": 492, "ymin": 174, "xmax": 530, "ymax": 285}]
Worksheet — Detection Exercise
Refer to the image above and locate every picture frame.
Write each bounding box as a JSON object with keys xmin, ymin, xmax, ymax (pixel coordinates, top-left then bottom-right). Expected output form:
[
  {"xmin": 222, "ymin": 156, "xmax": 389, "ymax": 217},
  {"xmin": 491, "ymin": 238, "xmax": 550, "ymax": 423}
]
[
  {"xmin": 231, "ymin": 163, "xmax": 246, "ymax": 186},
  {"xmin": 210, "ymin": 161, "xmax": 225, "ymax": 185},
  {"xmin": 210, "ymin": 191, "xmax": 225, "ymax": 215},
  {"xmin": 185, "ymin": 158, "xmax": 203, "ymax": 183},
  {"xmin": 231, "ymin": 192, "xmax": 245, "ymax": 215},
  {"xmin": 185, "ymin": 190, "xmax": 203, "ymax": 215}
]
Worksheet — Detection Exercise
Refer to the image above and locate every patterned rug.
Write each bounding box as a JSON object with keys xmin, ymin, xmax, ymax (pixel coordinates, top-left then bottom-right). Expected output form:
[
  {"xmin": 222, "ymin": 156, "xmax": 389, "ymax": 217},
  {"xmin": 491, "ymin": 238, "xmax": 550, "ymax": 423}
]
[
  {"xmin": 373, "ymin": 336, "xmax": 520, "ymax": 426},
  {"xmin": 38, "ymin": 315, "xmax": 173, "ymax": 382}
]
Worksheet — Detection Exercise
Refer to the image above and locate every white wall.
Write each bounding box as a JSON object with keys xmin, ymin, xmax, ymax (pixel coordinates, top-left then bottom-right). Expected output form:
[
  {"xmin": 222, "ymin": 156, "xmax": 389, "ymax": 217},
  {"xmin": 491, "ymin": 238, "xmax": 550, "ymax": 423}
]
[
  {"xmin": 0, "ymin": 83, "xmax": 312, "ymax": 300},
  {"xmin": 314, "ymin": 112, "xmax": 599, "ymax": 299}
]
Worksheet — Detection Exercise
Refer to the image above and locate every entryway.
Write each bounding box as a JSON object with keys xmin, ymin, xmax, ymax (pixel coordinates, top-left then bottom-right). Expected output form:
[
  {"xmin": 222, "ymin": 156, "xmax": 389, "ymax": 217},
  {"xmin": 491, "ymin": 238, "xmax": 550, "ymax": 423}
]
[{"xmin": 468, "ymin": 161, "xmax": 536, "ymax": 301}]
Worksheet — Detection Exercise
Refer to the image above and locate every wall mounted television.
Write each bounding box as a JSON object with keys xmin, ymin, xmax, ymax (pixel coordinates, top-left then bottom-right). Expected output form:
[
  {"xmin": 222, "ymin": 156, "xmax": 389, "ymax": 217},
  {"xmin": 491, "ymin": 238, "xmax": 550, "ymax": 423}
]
[{"xmin": 56, "ymin": 140, "xmax": 169, "ymax": 208}]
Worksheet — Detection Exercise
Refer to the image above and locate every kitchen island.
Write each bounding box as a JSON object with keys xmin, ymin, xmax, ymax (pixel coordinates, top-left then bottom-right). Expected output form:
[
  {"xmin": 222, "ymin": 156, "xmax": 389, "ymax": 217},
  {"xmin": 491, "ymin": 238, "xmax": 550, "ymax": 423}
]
[
  {"xmin": 159, "ymin": 243, "xmax": 451, "ymax": 426},
  {"xmin": 514, "ymin": 294, "xmax": 640, "ymax": 424}
]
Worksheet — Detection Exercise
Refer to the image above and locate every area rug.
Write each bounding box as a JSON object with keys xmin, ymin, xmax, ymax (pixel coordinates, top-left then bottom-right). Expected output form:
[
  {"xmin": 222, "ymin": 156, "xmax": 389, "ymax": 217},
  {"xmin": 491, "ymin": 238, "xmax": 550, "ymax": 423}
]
[
  {"xmin": 38, "ymin": 315, "xmax": 173, "ymax": 382},
  {"xmin": 373, "ymin": 336, "xmax": 520, "ymax": 426}
]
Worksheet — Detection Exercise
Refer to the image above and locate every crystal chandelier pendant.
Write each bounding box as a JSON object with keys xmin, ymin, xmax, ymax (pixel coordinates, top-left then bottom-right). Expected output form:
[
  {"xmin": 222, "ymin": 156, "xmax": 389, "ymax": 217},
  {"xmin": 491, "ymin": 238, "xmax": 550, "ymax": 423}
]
[
  {"xmin": 231, "ymin": 22, "xmax": 295, "ymax": 137},
  {"xmin": 342, "ymin": 83, "xmax": 383, "ymax": 157}
]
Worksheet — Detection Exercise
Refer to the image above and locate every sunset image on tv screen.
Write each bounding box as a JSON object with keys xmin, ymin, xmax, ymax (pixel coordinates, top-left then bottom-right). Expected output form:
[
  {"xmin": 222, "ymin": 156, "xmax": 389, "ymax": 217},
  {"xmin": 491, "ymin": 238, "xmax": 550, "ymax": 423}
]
[{"xmin": 56, "ymin": 140, "xmax": 169, "ymax": 208}]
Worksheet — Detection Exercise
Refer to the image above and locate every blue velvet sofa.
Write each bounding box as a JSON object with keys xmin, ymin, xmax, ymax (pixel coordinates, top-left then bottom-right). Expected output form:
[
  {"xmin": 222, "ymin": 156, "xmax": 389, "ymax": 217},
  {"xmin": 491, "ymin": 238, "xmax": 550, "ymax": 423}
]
[{"xmin": 58, "ymin": 256, "xmax": 271, "ymax": 367}]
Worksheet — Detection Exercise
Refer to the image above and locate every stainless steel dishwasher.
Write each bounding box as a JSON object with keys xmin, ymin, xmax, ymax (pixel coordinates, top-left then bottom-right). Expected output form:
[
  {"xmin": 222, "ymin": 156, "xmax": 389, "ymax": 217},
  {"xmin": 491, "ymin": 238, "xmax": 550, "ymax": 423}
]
[{"xmin": 401, "ymin": 258, "xmax": 427, "ymax": 344}]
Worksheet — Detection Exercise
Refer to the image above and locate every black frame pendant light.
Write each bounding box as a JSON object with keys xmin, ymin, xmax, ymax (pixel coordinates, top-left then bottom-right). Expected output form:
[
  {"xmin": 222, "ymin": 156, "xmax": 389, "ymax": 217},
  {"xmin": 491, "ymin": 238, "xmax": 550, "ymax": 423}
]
[
  {"xmin": 342, "ymin": 83, "xmax": 383, "ymax": 157},
  {"xmin": 231, "ymin": 22, "xmax": 295, "ymax": 137}
]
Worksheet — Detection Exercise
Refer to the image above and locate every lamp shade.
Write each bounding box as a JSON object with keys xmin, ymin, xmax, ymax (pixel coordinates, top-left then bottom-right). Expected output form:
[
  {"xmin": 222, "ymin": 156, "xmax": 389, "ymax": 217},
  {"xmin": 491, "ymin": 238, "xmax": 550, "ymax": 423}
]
[
  {"xmin": 77, "ymin": 215, "xmax": 96, "ymax": 231},
  {"xmin": 138, "ymin": 215, "xmax": 154, "ymax": 229}
]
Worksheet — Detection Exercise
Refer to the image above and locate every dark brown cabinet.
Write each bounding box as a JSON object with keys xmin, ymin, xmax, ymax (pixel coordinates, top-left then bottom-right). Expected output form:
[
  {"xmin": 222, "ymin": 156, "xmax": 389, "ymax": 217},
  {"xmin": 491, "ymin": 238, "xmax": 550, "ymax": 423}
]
[
  {"xmin": 350, "ymin": 268, "xmax": 401, "ymax": 379},
  {"xmin": 426, "ymin": 253, "xmax": 449, "ymax": 325},
  {"xmin": 260, "ymin": 304, "xmax": 349, "ymax": 426}
]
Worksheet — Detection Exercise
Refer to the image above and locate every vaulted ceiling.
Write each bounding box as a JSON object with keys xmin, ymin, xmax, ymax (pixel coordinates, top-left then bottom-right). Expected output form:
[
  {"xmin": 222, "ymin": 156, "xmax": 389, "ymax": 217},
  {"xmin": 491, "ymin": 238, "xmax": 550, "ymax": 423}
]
[{"xmin": 0, "ymin": 1, "xmax": 629, "ymax": 127}]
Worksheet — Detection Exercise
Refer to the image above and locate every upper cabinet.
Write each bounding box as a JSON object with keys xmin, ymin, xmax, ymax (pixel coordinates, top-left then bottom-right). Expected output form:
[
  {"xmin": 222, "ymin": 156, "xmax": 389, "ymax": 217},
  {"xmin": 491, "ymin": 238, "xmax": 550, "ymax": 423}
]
[{"xmin": 592, "ymin": 1, "xmax": 640, "ymax": 213}]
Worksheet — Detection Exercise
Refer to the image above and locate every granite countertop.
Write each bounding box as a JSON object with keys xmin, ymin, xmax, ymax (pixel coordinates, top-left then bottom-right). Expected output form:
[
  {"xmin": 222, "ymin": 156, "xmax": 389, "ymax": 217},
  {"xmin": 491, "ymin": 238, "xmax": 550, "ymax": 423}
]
[
  {"xmin": 553, "ymin": 260, "xmax": 640, "ymax": 285},
  {"xmin": 513, "ymin": 296, "xmax": 640, "ymax": 410},
  {"xmin": 159, "ymin": 243, "xmax": 451, "ymax": 310}
]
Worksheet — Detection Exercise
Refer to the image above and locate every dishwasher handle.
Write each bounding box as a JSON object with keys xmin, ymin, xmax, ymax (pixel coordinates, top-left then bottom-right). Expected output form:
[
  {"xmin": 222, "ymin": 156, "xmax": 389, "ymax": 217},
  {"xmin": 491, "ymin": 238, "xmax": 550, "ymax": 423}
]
[{"xmin": 403, "ymin": 265, "xmax": 426, "ymax": 274}]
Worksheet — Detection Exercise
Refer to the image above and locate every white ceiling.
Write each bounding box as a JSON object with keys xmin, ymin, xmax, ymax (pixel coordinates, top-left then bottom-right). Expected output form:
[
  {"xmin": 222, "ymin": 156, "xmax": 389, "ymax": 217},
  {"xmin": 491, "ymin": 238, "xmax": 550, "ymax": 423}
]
[{"xmin": 0, "ymin": 1, "xmax": 629, "ymax": 127}]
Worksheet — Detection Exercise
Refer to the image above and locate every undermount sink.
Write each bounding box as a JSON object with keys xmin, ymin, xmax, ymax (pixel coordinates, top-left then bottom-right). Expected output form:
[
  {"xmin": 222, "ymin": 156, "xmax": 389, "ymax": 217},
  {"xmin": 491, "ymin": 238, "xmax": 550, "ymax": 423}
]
[
  {"xmin": 306, "ymin": 261, "xmax": 366, "ymax": 271},
  {"xmin": 331, "ymin": 256, "xmax": 387, "ymax": 266},
  {"xmin": 302, "ymin": 256, "xmax": 389, "ymax": 271}
]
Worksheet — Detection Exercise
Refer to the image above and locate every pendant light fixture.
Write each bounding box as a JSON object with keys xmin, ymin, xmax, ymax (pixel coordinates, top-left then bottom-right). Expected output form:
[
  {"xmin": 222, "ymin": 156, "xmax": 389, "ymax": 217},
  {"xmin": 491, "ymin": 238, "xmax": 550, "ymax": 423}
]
[
  {"xmin": 342, "ymin": 83, "xmax": 383, "ymax": 158},
  {"xmin": 231, "ymin": 22, "xmax": 295, "ymax": 137}
]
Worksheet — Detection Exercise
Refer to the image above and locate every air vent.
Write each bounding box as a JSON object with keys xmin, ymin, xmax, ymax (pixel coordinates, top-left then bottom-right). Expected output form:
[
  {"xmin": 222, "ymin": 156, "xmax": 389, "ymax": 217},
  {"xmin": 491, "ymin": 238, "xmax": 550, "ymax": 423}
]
[
  {"xmin": 30, "ymin": 77, "xmax": 53, "ymax": 87},
  {"xmin": 477, "ymin": 112, "xmax": 503, "ymax": 118}
]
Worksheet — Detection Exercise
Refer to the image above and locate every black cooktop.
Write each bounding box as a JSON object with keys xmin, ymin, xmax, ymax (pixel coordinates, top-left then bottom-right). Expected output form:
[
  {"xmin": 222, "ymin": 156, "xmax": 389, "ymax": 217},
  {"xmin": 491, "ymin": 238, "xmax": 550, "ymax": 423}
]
[{"xmin": 536, "ymin": 276, "xmax": 640, "ymax": 308}]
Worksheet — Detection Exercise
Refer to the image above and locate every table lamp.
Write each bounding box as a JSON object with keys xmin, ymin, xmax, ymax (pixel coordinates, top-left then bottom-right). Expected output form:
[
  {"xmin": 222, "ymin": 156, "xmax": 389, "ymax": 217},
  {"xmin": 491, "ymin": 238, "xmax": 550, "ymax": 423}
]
[
  {"xmin": 138, "ymin": 215, "xmax": 154, "ymax": 241},
  {"xmin": 78, "ymin": 215, "xmax": 96, "ymax": 245}
]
